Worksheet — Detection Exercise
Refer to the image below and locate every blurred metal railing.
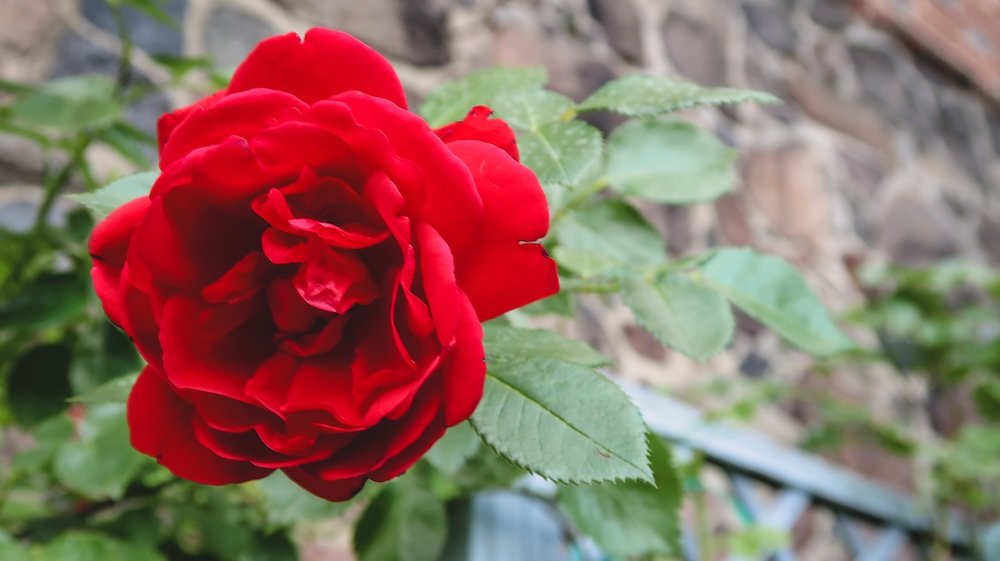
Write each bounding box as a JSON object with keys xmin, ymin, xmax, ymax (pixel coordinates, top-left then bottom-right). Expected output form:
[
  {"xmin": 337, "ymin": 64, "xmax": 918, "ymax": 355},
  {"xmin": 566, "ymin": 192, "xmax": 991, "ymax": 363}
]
[{"xmin": 443, "ymin": 378, "xmax": 998, "ymax": 561}]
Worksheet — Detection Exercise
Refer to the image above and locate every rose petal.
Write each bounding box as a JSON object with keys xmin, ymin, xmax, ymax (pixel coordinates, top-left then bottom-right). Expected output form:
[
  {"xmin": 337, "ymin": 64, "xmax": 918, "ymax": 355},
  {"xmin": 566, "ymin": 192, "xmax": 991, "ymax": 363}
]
[
  {"xmin": 293, "ymin": 244, "xmax": 378, "ymax": 314},
  {"xmin": 436, "ymin": 106, "xmax": 519, "ymax": 161},
  {"xmin": 157, "ymin": 91, "xmax": 224, "ymax": 153},
  {"xmin": 128, "ymin": 367, "xmax": 271, "ymax": 485},
  {"xmin": 89, "ymin": 197, "xmax": 150, "ymax": 328},
  {"xmin": 282, "ymin": 466, "xmax": 366, "ymax": 502},
  {"xmin": 228, "ymin": 28, "xmax": 407, "ymax": 108},
  {"xmin": 159, "ymin": 89, "xmax": 308, "ymax": 169},
  {"xmin": 457, "ymin": 242, "xmax": 559, "ymax": 323}
]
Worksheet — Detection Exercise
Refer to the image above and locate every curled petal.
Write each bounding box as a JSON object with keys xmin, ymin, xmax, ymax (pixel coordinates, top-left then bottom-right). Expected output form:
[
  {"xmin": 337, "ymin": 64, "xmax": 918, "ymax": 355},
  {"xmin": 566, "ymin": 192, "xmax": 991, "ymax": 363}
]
[
  {"xmin": 89, "ymin": 197, "xmax": 150, "ymax": 328},
  {"xmin": 228, "ymin": 28, "xmax": 407, "ymax": 108},
  {"xmin": 435, "ymin": 106, "xmax": 519, "ymax": 161},
  {"xmin": 128, "ymin": 367, "xmax": 272, "ymax": 485}
]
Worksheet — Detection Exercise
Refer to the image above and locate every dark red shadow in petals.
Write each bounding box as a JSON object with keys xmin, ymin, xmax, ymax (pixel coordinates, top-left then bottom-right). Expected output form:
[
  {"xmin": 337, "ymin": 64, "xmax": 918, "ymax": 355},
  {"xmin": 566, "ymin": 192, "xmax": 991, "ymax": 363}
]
[
  {"xmin": 245, "ymin": 352, "xmax": 300, "ymax": 418},
  {"xmin": 282, "ymin": 466, "xmax": 366, "ymax": 502},
  {"xmin": 89, "ymin": 197, "xmax": 150, "ymax": 327},
  {"xmin": 131, "ymin": 187, "xmax": 264, "ymax": 291},
  {"xmin": 435, "ymin": 106, "xmax": 519, "ymax": 161},
  {"xmin": 159, "ymin": 89, "xmax": 309, "ymax": 169},
  {"xmin": 191, "ymin": 416, "xmax": 331, "ymax": 469},
  {"xmin": 128, "ymin": 367, "xmax": 272, "ymax": 485},
  {"xmin": 159, "ymin": 296, "xmax": 272, "ymax": 400},
  {"xmin": 228, "ymin": 28, "xmax": 407, "ymax": 109},
  {"xmin": 190, "ymin": 392, "xmax": 276, "ymax": 433},
  {"xmin": 201, "ymin": 251, "xmax": 273, "ymax": 304}
]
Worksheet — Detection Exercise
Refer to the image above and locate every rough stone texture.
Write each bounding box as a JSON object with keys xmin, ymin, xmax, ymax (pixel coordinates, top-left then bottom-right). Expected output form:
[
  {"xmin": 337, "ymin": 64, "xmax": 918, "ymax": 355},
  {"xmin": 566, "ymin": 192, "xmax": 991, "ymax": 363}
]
[
  {"xmin": 809, "ymin": 0, "xmax": 852, "ymax": 30},
  {"xmin": 81, "ymin": 0, "xmax": 185, "ymax": 55},
  {"xmin": 204, "ymin": 6, "xmax": 276, "ymax": 67},
  {"xmin": 587, "ymin": 0, "xmax": 643, "ymax": 63},
  {"xmin": 743, "ymin": 2, "xmax": 799, "ymax": 55},
  {"xmin": 273, "ymin": 0, "xmax": 450, "ymax": 66},
  {"xmin": 662, "ymin": 11, "xmax": 729, "ymax": 86}
]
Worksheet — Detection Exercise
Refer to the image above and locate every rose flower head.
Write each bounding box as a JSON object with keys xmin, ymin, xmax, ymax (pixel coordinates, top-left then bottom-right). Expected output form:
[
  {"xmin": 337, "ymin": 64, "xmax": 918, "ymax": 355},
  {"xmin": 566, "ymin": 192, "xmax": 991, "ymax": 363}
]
[{"xmin": 89, "ymin": 28, "xmax": 559, "ymax": 500}]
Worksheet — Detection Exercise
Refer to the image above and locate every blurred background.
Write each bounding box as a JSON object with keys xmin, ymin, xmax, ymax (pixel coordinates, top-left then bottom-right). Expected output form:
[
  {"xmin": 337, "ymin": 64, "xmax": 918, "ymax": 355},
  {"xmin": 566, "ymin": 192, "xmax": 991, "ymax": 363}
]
[{"xmin": 1, "ymin": 0, "xmax": 999, "ymax": 560}]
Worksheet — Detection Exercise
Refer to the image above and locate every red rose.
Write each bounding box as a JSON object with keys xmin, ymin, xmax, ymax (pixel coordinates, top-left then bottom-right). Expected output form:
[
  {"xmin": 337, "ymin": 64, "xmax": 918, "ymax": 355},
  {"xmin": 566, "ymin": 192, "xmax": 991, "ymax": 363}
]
[{"xmin": 89, "ymin": 29, "xmax": 558, "ymax": 500}]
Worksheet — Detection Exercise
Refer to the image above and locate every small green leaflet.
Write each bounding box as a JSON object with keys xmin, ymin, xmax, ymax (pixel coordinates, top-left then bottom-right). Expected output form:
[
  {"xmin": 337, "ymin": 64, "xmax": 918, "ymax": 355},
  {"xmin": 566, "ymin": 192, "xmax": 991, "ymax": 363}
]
[
  {"xmin": 257, "ymin": 471, "xmax": 348, "ymax": 527},
  {"xmin": 606, "ymin": 119, "xmax": 736, "ymax": 204},
  {"xmin": 491, "ymin": 89, "xmax": 575, "ymax": 131},
  {"xmin": 470, "ymin": 357, "xmax": 652, "ymax": 484},
  {"xmin": 483, "ymin": 324, "xmax": 609, "ymax": 367},
  {"xmin": 519, "ymin": 120, "xmax": 604, "ymax": 188},
  {"xmin": 558, "ymin": 434, "xmax": 683, "ymax": 559},
  {"xmin": 555, "ymin": 199, "xmax": 666, "ymax": 277},
  {"xmin": 353, "ymin": 485, "xmax": 447, "ymax": 561},
  {"xmin": 68, "ymin": 171, "xmax": 157, "ymax": 219},
  {"xmin": 69, "ymin": 373, "xmax": 139, "ymax": 405},
  {"xmin": 419, "ymin": 66, "xmax": 548, "ymax": 127},
  {"xmin": 623, "ymin": 273, "xmax": 734, "ymax": 362},
  {"xmin": 35, "ymin": 531, "xmax": 166, "ymax": 561},
  {"xmin": 424, "ymin": 421, "xmax": 481, "ymax": 476},
  {"xmin": 578, "ymin": 74, "xmax": 778, "ymax": 117},
  {"xmin": 12, "ymin": 75, "xmax": 122, "ymax": 131},
  {"xmin": 53, "ymin": 403, "xmax": 146, "ymax": 500},
  {"xmin": 698, "ymin": 248, "xmax": 855, "ymax": 356}
]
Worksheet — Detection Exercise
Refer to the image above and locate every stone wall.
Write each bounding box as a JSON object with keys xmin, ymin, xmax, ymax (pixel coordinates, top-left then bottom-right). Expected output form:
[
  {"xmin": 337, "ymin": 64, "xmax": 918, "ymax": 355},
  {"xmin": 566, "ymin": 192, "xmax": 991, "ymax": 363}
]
[{"xmin": 3, "ymin": 0, "xmax": 1000, "ymax": 495}]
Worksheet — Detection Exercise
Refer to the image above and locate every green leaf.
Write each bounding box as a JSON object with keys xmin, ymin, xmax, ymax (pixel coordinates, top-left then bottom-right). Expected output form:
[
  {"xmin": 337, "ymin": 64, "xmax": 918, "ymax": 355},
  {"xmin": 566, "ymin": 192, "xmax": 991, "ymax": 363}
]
[
  {"xmin": 484, "ymin": 324, "xmax": 609, "ymax": 367},
  {"xmin": 68, "ymin": 171, "xmax": 156, "ymax": 219},
  {"xmin": 727, "ymin": 526, "xmax": 791, "ymax": 558},
  {"xmin": 558, "ymin": 434, "xmax": 683, "ymax": 558},
  {"xmin": 578, "ymin": 74, "xmax": 778, "ymax": 116},
  {"xmin": 69, "ymin": 373, "xmax": 139, "ymax": 405},
  {"xmin": 53, "ymin": 403, "xmax": 146, "ymax": 500},
  {"xmin": 257, "ymin": 471, "xmax": 348, "ymax": 526},
  {"xmin": 121, "ymin": 0, "xmax": 177, "ymax": 26},
  {"xmin": 470, "ymin": 357, "xmax": 652, "ymax": 484},
  {"xmin": 37, "ymin": 530, "xmax": 165, "ymax": 561},
  {"xmin": 519, "ymin": 120, "xmax": 603, "ymax": 187},
  {"xmin": 606, "ymin": 119, "xmax": 736, "ymax": 204},
  {"xmin": 518, "ymin": 290, "xmax": 575, "ymax": 317},
  {"xmin": 555, "ymin": 199, "xmax": 666, "ymax": 276},
  {"xmin": 0, "ymin": 532, "xmax": 32, "ymax": 561},
  {"xmin": 353, "ymin": 485, "xmax": 447, "ymax": 561},
  {"xmin": 622, "ymin": 273, "xmax": 735, "ymax": 361},
  {"xmin": 974, "ymin": 380, "xmax": 1000, "ymax": 422},
  {"xmin": 96, "ymin": 124, "xmax": 153, "ymax": 168},
  {"xmin": 419, "ymin": 67, "xmax": 547, "ymax": 127},
  {"xmin": 698, "ymin": 248, "xmax": 854, "ymax": 356},
  {"xmin": 7, "ymin": 343, "xmax": 74, "ymax": 426},
  {"xmin": 0, "ymin": 273, "xmax": 89, "ymax": 331},
  {"xmin": 424, "ymin": 422, "xmax": 480, "ymax": 476},
  {"xmin": 11, "ymin": 414, "xmax": 73, "ymax": 472},
  {"xmin": 491, "ymin": 89, "xmax": 574, "ymax": 131},
  {"xmin": 12, "ymin": 76, "xmax": 121, "ymax": 131}
]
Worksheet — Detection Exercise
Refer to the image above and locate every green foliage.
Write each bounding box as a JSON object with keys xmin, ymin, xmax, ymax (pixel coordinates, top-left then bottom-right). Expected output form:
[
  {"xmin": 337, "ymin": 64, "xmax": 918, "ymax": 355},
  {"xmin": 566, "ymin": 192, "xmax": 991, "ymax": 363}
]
[
  {"xmin": 558, "ymin": 434, "xmax": 683, "ymax": 558},
  {"xmin": 483, "ymin": 324, "xmax": 609, "ymax": 367},
  {"xmin": 11, "ymin": 76, "xmax": 122, "ymax": 131},
  {"xmin": 419, "ymin": 66, "xmax": 548, "ymax": 127},
  {"xmin": 424, "ymin": 422, "xmax": 481, "ymax": 476},
  {"xmin": 577, "ymin": 74, "xmax": 778, "ymax": 116},
  {"xmin": 699, "ymin": 248, "xmax": 854, "ymax": 356},
  {"xmin": 470, "ymin": 357, "xmax": 652, "ymax": 484},
  {"xmin": 605, "ymin": 119, "xmax": 736, "ymax": 204},
  {"xmin": 35, "ymin": 530, "xmax": 166, "ymax": 561},
  {"xmin": 353, "ymin": 484, "xmax": 448, "ymax": 561},
  {"xmin": 554, "ymin": 199, "xmax": 666, "ymax": 277},
  {"xmin": 53, "ymin": 403, "xmax": 146, "ymax": 500},
  {"xmin": 518, "ymin": 120, "xmax": 604, "ymax": 187},
  {"xmin": 491, "ymin": 88, "xmax": 575, "ymax": 130},
  {"xmin": 256, "ymin": 471, "xmax": 348, "ymax": 527},
  {"xmin": 623, "ymin": 272, "xmax": 734, "ymax": 362},
  {"xmin": 67, "ymin": 171, "xmax": 157, "ymax": 219}
]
